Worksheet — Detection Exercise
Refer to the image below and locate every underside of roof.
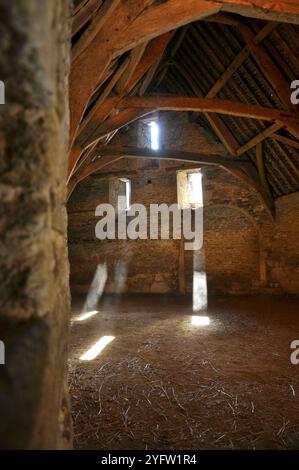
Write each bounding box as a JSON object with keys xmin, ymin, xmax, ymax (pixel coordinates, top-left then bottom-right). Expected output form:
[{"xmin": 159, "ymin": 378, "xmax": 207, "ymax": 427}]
[
  {"xmin": 69, "ymin": 2, "xmax": 299, "ymax": 207},
  {"xmin": 147, "ymin": 18, "xmax": 299, "ymax": 198}
]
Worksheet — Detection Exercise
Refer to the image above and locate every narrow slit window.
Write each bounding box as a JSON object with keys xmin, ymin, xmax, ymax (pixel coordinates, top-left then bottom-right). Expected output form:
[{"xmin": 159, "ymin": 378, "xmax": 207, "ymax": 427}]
[
  {"xmin": 148, "ymin": 121, "xmax": 159, "ymax": 150},
  {"xmin": 119, "ymin": 177, "xmax": 131, "ymax": 211},
  {"xmin": 109, "ymin": 177, "xmax": 131, "ymax": 213},
  {"xmin": 188, "ymin": 172, "xmax": 203, "ymax": 208}
]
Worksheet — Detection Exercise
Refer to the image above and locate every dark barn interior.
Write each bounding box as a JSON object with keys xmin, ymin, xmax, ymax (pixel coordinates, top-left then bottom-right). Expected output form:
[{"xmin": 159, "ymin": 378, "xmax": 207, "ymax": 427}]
[{"xmin": 1, "ymin": 0, "xmax": 299, "ymax": 451}]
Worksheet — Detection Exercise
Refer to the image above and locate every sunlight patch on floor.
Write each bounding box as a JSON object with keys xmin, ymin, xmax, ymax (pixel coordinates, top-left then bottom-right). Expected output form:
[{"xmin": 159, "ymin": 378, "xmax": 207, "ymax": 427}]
[
  {"xmin": 73, "ymin": 310, "xmax": 99, "ymax": 322},
  {"xmin": 80, "ymin": 335, "xmax": 115, "ymax": 361},
  {"xmin": 191, "ymin": 315, "xmax": 210, "ymax": 327}
]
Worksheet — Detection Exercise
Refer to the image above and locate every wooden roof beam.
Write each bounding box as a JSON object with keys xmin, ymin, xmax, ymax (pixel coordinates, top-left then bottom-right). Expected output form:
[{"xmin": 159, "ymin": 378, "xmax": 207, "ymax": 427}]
[
  {"xmin": 237, "ymin": 122, "xmax": 282, "ymax": 156},
  {"xmin": 67, "ymin": 155, "xmax": 123, "ymax": 200},
  {"xmin": 78, "ymin": 32, "xmax": 174, "ymax": 140},
  {"xmin": 69, "ymin": 1, "xmax": 223, "ymax": 147},
  {"xmin": 72, "ymin": 0, "xmax": 103, "ymax": 36},
  {"xmin": 78, "ymin": 57, "xmax": 131, "ymax": 136},
  {"xmin": 125, "ymin": 32, "xmax": 175, "ymax": 95},
  {"xmin": 72, "ymin": 1, "xmax": 122, "ymax": 62},
  {"xmin": 70, "ymin": 1, "xmax": 299, "ymax": 146},
  {"xmin": 85, "ymin": 107, "xmax": 151, "ymax": 150},
  {"xmin": 155, "ymin": 26, "xmax": 189, "ymax": 89},
  {"xmin": 116, "ymin": 43, "xmax": 148, "ymax": 95},
  {"xmin": 270, "ymin": 140, "xmax": 299, "ymax": 182},
  {"xmin": 283, "ymin": 122, "xmax": 299, "ymax": 140},
  {"xmin": 256, "ymin": 142, "xmax": 273, "ymax": 199},
  {"xmin": 202, "ymin": 12, "xmax": 240, "ymax": 26},
  {"xmin": 206, "ymin": 22, "xmax": 277, "ymax": 99},
  {"xmin": 82, "ymin": 96, "xmax": 299, "ymax": 151},
  {"xmin": 173, "ymin": 61, "xmax": 239, "ymax": 155},
  {"xmin": 120, "ymin": 96, "xmax": 299, "ymax": 123},
  {"xmin": 238, "ymin": 23, "xmax": 297, "ymax": 112},
  {"xmin": 139, "ymin": 57, "xmax": 164, "ymax": 96},
  {"xmin": 221, "ymin": 1, "xmax": 299, "ymax": 23},
  {"xmin": 91, "ymin": 145, "xmax": 247, "ymax": 166},
  {"xmin": 68, "ymin": 32, "xmax": 175, "ymax": 177},
  {"xmin": 69, "ymin": 0, "xmax": 299, "ymax": 175},
  {"xmin": 80, "ymin": 144, "xmax": 274, "ymax": 217},
  {"xmin": 271, "ymin": 133, "xmax": 299, "ymax": 150},
  {"xmin": 172, "ymin": 33, "xmax": 257, "ymax": 157}
]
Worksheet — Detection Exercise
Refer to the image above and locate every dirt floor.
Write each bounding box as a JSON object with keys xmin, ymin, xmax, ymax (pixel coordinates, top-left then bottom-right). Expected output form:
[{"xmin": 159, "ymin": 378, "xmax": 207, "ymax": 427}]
[{"xmin": 69, "ymin": 294, "xmax": 299, "ymax": 450}]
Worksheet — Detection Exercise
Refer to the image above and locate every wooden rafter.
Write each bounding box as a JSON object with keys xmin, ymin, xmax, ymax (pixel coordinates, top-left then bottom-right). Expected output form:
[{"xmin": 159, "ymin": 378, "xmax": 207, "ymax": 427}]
[
  {"xmin": 270, "ymin": 140, "xmax": 299, "ymax": 181},
  {"xmin": 80, "ymin": 96, "xmax": 299, "ymax": 151},
  {"xmin": 284, "ymin": 122, "xmax": 299, "ymax": 140},
  {"xmin": 155, "ymin": 26, "xmax": 189, "ymax": 89},
  {"xmin": 68, "ymin": 32, "xmax": 175, "ymax": 176},
  {"xmin": 237, "ymin": 123, "xmax": 282, "ymax": 156},
  {"xmin": 120, "ymin": 96, "xmax": 298, "ymax": 123},
  {"xmin": 125, "ymin": 32, "xmax": 175, "ymax": 95},
  {"xmin": 271, "ymin": 133, "xmax": 299, "ymax": 150},
  {"xmin": 173, "ymin": 60, "xmax": 239, "ymax": 155},
  {"xmin": 139, "ymin": 58, "xmax": 163, "ymax": 96},
  {"xmin": 69, "ymin": 1, "xmax": 223, "ymax": 146},
  {"xmin": 78, "ymin": 57, "xmax": 130, "ymax": 136},
  {"xmin": 221, "ymin": 1, "xmax": 299, "ymax": 23},
  {"xmin": 78, "ymin": 33, "xmax": 173, "ymax": 139},
  {"xmin": 256, "ymin": 142, "xmax": 272, "ymax": 198},
  {"xmin": 67, "ymin": 155, "xmax": 124, "ymax": 200},
  {"xmin": 116, "ymin": 43, "xmax": 148, "ymax": 95},
  {"xmin": 72, "ymin": 0, "xmax": 102, "ymax": 36},
  {"xmin": 203, "ymin": 12, "xmax": 240, "ymax": 26},
  {"xmin": 85, "ymin": 107, "xmax": 150, "ymax": 150},
  {"xmin": 266, "ymin": 141, "xmax": 297, "ymax": 189},
  {"xmin": 70, "ymin": 0, "xmax": 299, "ymax": 145},
  {"xmin": 206, "ymin": 22, "xmax": 277, "ymax": 99},
  {"xmin": 272, "ymin": 29, "xmax": 299, "ymax": 72},
  {"xmin": 92, "ymin": 145, "xmax": 247, "ymax": 166},
  {"xmin": 238, "ymin": 22, "xmax": 298, "ymax": 113},
  {"xmin": 72, "ymin": 1, "xmax": 122, "ymax": 62},
  {"xmin": 68, "ymin": 0, "xmax": 299, "ymax": 203},
  {"xmin": 72, "ymin": 144, "xmax": 274, "ymax": 217}
]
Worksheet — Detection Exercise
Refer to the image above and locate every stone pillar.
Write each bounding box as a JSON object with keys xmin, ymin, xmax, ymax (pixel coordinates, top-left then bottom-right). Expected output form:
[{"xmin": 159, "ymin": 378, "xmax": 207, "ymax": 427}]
[{"xmin": 0, "ymin": 0, "xmax": 72, "ymax": 448}]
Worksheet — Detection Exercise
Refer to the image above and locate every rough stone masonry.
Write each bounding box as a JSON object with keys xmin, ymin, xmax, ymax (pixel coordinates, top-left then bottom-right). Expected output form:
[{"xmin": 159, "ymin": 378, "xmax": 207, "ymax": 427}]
[{"xmin": 0, "ymin": 0, "xmax": 72, "ymax": 449}]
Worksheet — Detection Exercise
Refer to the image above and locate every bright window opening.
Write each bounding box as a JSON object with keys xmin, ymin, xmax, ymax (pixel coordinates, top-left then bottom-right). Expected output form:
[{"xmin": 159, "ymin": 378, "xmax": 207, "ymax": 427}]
[
  {"xmin": 148, "ymin": 121, "xmax": 159, "ymax": 150},
  {"xmin": 119, "ymin": 177, "xmax": 131, "ymax": 211},
  {"xmin": 177, "ymin": 169, "xmax": 203, "ymax": 210},
  {"xmin": 188, "ymin": 172, "xmax": 203, "ymax": 209}
]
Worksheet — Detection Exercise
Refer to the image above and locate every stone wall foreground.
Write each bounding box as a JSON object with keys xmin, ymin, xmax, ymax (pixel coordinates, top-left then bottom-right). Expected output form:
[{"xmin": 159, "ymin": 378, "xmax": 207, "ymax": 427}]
[{"xmin": 0, "ymin": 1, "xmax": 72, "ymax": 449}]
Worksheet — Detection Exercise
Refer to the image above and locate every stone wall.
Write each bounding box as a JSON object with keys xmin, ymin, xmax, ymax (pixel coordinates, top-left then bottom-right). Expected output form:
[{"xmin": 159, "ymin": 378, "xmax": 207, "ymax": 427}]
[
  {"xmin": 113, "ymin": 111, "xmax": 227, "ymax": 157},
  {"xmin": 271, "ymin": 192, "xmax": 299, "ymax": 294},
  {"xmin": 68, "ymin": 113, "xmax": 299, "ymax": 299},
  {"xmin": 0, "ymin": 1, "xmax": 71, "ymax": 449},
  {"xmin": 202, "ymin": 168, "xmax": 274, "ymax": 295},
  {"xmin": 202, "ymin": 206, "xmax": 259, "ymax": 294},
  {"xmin": 68, "ymin": 163, "xmax": 277, "ymax": 297},
  {"xmin": 68, "ymin": 167, "xmax": 180, "ymax": 295}
]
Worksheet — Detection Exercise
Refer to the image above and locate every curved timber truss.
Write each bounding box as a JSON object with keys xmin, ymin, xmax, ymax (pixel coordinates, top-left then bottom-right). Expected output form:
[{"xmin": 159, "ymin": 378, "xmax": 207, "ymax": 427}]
[{"xmin": 68, "ymin": 1, "xmax": 299, "ymax": 217}]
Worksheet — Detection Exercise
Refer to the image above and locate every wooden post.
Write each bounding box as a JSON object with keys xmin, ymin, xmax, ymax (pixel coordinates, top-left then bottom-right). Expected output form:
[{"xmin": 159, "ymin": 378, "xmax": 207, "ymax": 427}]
[
  {"xmin": 256, "ymin": 142, "xmax": 272, "ymax": 198},
  {"xmin": 179, "ymin": 213, "xmax": 186, "ymax": 294},
  {"xmin": 259, "ymin": 235, "xmax": 267, "ymax": 286}
]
